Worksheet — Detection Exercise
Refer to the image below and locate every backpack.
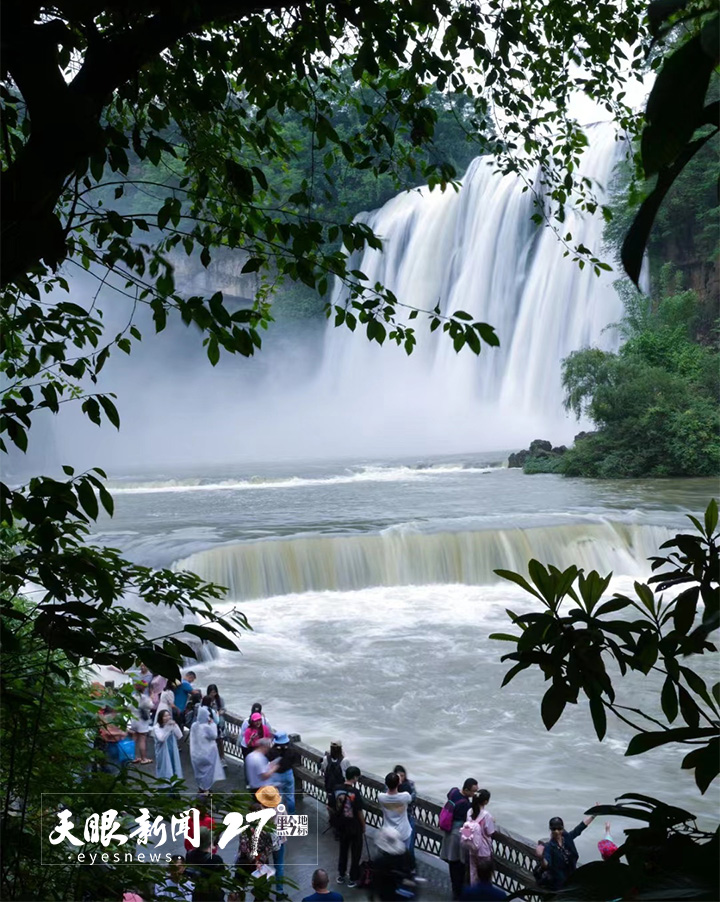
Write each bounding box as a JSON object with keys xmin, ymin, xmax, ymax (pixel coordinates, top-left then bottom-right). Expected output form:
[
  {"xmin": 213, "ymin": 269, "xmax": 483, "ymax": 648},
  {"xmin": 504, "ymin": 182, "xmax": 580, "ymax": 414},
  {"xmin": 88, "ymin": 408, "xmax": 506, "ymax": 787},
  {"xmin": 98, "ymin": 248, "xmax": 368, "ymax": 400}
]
[
  {"xmin": 333, "ymin": 786, "xmax": 357, "ymax": 829},
  {"xmin": 460, "ymin": 812, "xmax": 493, "ymax": 857},
  {"xmin": 324, "ymin": 756, "xmax": 344, "ymax": 796},
  {"xmin": 439, "ymin": 790, "xmax": 458, "ymax": 832}
]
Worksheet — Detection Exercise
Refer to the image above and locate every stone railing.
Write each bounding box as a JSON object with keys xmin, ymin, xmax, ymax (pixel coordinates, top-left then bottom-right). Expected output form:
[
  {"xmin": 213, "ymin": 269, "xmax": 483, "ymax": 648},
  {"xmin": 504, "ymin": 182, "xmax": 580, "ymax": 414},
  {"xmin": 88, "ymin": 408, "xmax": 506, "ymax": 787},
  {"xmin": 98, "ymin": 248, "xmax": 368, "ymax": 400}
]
[{"xmin": 224, "ymin": 713, "xmax": 539, "ymax": 898}]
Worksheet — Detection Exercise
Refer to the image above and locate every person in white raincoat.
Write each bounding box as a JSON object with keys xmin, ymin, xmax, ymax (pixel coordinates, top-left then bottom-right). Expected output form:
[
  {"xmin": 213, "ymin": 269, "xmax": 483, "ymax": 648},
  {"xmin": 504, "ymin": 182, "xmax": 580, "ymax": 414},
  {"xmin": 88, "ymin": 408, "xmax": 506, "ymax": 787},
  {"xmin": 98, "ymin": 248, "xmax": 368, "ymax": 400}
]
[
  {"xmin": 153, "ymin": 688, "xmax": 176, "ymax": 725},
  {"xmin": 153, "ymin": 710, "xmax": 183, "ymax": 780},
  {"xmin": 190, "ymin": 705, "xmax": 224, "ymax": 792}
]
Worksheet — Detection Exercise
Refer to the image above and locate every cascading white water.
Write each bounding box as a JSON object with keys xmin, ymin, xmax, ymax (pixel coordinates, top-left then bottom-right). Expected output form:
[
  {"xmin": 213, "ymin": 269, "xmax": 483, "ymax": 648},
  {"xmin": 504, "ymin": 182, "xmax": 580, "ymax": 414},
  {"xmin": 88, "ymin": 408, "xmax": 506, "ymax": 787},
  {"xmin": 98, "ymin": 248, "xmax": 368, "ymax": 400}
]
[
  {"xmin": 317, "ymin": 122, "xmax": 625, "ymax": 450},
  {"xmin": 177, "ymin": 521, "xmax": 673, "ymax": 602}
]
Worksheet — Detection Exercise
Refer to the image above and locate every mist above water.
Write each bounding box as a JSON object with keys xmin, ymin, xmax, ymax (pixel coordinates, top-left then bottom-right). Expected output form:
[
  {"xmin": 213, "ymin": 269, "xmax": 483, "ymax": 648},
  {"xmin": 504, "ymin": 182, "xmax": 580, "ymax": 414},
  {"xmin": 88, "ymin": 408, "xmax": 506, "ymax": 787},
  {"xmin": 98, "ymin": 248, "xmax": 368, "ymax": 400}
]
[{"xmin": 33, "ymin": 122, "xmax": 625, "ymax": 475}]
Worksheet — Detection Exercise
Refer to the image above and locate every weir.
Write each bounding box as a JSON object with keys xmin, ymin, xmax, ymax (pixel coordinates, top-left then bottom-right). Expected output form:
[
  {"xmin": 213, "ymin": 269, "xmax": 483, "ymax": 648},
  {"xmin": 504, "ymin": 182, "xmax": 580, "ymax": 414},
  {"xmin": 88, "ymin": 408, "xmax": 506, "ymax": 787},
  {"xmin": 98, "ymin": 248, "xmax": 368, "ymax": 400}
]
[
  {"xmin": 178, "ymin": 521, "xmax": 672, "ymax": 602},
  {"xmin": 221, "ymin": 712, "xmax": 541, "ymax": 898}
]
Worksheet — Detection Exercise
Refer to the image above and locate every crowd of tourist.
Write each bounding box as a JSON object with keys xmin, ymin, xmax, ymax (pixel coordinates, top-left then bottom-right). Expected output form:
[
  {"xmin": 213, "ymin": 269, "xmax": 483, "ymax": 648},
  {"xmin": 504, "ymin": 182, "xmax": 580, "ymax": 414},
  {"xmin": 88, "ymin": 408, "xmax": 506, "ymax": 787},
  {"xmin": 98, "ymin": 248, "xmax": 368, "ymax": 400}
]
[{"xmin": 96, "ymin": 671, "xmax": 617, "ymax": 902}]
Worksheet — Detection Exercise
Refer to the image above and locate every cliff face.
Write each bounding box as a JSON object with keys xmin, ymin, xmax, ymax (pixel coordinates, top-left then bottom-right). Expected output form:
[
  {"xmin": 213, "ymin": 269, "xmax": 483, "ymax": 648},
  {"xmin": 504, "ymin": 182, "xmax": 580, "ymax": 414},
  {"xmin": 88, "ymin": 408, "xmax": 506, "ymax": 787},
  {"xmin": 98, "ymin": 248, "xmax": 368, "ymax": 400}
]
[{"xmin": 171, "ymin": 246, "xmax": 258, "ymax": 304}]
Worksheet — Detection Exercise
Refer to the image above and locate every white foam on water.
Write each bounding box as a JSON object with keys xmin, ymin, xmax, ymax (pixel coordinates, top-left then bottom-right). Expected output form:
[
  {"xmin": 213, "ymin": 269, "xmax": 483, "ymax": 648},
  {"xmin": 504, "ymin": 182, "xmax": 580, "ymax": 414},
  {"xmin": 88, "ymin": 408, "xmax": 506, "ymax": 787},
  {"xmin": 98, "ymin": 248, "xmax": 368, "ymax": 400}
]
[
  {"xmin": 108, "ymin": 464, "xmax": 497, "ymax": 494},
  {"xmin": 189, "ymin": 578, "xmax": 716, "ymax": 861}
]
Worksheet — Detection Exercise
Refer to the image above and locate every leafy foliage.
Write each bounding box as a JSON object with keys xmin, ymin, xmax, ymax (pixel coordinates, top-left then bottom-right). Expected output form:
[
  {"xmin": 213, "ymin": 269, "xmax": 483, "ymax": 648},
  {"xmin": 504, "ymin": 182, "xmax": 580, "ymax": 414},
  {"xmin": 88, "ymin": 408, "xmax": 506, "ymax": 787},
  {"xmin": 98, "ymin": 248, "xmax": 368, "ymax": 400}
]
[
  {"xmin": 559, "ymin": 282, "xmax": 719, "ymax": 478},
  {"xmin": 559, "ymin": 795, "xmax": 719, "ymax": 900},
  {"xmin": 621, "ymin": 0, "xmax": 719, "ymax": 286},
  {"xmin": 492, "ymin": 501, "xmax": 719, "ymax": 794}
]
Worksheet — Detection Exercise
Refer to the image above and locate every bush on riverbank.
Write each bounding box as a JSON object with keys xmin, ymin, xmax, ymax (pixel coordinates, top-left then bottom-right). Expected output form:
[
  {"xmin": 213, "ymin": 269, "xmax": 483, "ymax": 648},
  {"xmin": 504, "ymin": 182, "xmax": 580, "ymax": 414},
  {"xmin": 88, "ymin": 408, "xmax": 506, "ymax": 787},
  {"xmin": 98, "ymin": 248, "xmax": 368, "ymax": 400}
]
[{"xmin": 559, "ymin": 280, "xmax": 719, "ymax": 478}]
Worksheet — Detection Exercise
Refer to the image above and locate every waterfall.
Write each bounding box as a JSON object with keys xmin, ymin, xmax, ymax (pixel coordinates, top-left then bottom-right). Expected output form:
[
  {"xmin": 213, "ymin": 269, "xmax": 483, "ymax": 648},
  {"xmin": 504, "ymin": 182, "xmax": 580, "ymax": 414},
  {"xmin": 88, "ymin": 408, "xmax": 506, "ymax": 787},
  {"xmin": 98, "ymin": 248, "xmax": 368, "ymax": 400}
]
[
  {"xmin": 316, "ymin": 122, "xmax": 625, "ymax": 451},
  {"xmin": 176, "ymin": 521, "xmax": 672, "ymax": 602}
]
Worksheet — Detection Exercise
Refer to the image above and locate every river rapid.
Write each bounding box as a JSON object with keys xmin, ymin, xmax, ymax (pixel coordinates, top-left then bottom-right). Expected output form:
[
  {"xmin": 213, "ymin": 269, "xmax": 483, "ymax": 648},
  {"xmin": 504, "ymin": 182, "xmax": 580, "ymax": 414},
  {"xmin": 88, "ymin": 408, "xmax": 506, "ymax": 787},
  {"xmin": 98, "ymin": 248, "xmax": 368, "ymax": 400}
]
[{"xmin": 94, "ymin": 454, "xmax": 718, "ymax": 859}]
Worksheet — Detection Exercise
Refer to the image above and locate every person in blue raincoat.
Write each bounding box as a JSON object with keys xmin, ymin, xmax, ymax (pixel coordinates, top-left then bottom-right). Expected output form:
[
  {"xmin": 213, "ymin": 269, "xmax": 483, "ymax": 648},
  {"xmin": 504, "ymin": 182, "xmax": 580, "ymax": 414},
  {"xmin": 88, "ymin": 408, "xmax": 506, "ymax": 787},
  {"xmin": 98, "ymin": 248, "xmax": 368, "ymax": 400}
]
[{"xmin": 153, "ymin": 709, "xmax": 183, "ymax": 781}]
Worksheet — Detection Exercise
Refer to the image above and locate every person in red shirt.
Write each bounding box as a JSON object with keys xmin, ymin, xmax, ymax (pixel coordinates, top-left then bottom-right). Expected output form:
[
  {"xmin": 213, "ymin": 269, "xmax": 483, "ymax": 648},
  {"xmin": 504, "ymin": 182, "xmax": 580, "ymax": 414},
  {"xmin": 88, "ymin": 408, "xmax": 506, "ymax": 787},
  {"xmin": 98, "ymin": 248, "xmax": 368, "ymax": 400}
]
[{"xmin": 184, "ymin": 802, "xmax": 218, "ymax": 854}]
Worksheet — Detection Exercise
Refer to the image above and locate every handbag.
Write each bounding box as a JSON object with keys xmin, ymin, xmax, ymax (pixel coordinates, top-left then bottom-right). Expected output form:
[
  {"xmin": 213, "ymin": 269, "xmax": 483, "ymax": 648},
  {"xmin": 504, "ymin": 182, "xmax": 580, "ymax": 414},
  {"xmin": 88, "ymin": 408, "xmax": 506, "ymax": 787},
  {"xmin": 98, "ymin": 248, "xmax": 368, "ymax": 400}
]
[{"xmin": 356, "ymin": 836, "xmax": 373, "ymax": 889}]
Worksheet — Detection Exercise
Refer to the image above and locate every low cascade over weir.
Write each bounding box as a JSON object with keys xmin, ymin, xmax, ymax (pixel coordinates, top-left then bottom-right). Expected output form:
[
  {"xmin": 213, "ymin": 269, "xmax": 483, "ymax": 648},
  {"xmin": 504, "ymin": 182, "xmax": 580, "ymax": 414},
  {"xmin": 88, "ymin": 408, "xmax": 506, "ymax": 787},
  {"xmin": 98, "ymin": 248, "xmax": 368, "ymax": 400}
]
[
  {"xmin": 318, "ymin": 122, "xmax": 625, "ymax": 446},
  {"xmin": 177, "ymin": 521, "xmax": 673, "ymax": 602}
]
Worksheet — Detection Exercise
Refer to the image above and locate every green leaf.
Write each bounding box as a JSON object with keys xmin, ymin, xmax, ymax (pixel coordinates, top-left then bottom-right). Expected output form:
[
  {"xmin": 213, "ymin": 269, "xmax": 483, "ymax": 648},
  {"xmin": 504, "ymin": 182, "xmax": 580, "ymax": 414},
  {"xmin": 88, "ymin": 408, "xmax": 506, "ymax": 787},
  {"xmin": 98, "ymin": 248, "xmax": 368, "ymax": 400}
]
[
  {"xmin": 678, "ymin": 685, "xmax": 700, "ymax": 729},
  {"xmin": 634, "ymin": 582, "xmax": 655, "ymax": 614},
  {"xmin": 494, "ymin": 568, "xmax": 544, "ymax": 601},
  {"xmin": 207, "ymin": 337, "xmax": 219, "ymax": 366},
  {"xmin": 661, "ymin": 676, "xmax": 678, "ymax": 723},
  {"xmin": 704, "ymin": 499, "xmax": 718, "ymax": 536},
  {"xmin": 595, "ymin": 596, "xmax": 632, "ymax": 617},
  {"xmin": 98, "ymin": 484, "xmax": 114, "ymax": 517},
  {"xmin": 673, "ymin": 586, "xmax": 699, "ymax": 635},
  {"xmin": 528, "ymin": 560, "xmax": 555, "ymax": 605},
  {"xmin": 226, "ymin": 160, "xmax": 254, "ymax": 201},
  {"xmin": 681, "ymin": 738, "xmax": 720, "ymax": 794},
  {"xmin": 541, "ymin": 682, "xmax": 567, "ymax": 731},
  {"xmin": 642, "ymin": 30, "xmax": 716, "ymax": 176},
  {"xmin": 98, "ymin": 395, "xmax": 120, "ymax": 430},
  {"xmin": 76, "ymin": 480, "xmax": 99, "ymax": 520},
  {"xmin": 184, "ymin": 624, "xmax": 239, "ymax": 651},
  {"xmin": 626, "ymin": 726, "xmax": 717, "ymax": 756},
  {"xmin": 623, "ymin": 128, "xmax": 716, "ymax": 287},
  {"xmin": 589, "ymin": 694, "xmax": 607, "ymax": 741}
]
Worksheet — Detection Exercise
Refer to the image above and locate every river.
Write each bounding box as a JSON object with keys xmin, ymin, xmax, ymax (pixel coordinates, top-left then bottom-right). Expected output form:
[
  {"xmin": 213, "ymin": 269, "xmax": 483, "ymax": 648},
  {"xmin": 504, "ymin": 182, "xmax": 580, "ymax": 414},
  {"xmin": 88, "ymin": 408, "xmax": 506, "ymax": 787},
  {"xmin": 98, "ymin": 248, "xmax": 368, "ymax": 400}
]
[{"xmin": 93, "ymin": 454, "xmax": 718, "ymax": 861}]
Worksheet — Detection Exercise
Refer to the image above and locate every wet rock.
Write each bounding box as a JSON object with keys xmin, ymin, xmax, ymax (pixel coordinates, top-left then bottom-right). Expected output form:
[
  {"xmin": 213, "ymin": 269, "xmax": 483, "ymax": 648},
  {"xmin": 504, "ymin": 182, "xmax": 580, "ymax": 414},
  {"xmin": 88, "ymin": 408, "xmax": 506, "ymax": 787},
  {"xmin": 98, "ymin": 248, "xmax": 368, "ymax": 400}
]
[
  {"xmin": 529, "ymin": 439, "xmax": 553, "ymax": 454},
  {"xmin": 508, "ymin": 449, "xmax": 530, "ymax": 468}
]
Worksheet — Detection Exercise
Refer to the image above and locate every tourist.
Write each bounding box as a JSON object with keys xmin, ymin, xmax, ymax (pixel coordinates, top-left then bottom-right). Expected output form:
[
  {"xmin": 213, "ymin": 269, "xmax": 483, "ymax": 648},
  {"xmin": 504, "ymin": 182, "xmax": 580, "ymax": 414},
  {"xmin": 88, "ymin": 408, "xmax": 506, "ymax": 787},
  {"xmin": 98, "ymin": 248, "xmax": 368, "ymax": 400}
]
[
  {"xmin": 598, "ymin": 821, "xmax": 618, "ymax": 860},
  {"xmin": 128, "ymin": 684, "xmax": 153, "ymax": 765},
  {"xmin": 371, "ymin": 826, "xmax": 416, "ymax": 901},
  {"xmin": 97, "ymin": 700, "xmax": 131, "ymax": 770},
  {"xmin": 536, "ymin": 810, "xmax": 597, "ymax": 891},
  {"xmin": 190, "ymin": 707, "xmax": 225, "ymax": 793},
  {"xmin": 149, "ymin": 672, "xmax": 167, "ymax": 711},
  {"xmin": 154, "ymin": 688, "xmax": 176, "ymax": 725},
  {"xmin": 460, "ymin": 859, "xmax": 507, "ymax": 901},
  {"xmin": 185, "ymin": 800, "xmax": 218, "ymax": 855},
  {"xmin": 244, "ymin": 737, "xmax": 278, "ymax": 792},
  {"xmin": 153, "ymin": 709, "xmax": 184, "ymax": 781},
  {"xmin": 378, "ymin": 772, "xmax": 413, "ymax": 851},
  {"xmin": 440, "ymin": 778, "xmax": 478, "ymax": 900},
  {"xmin": 321, "ymin": 741, "xmax": 350, "ymax": 824},
  {"xmin": 269, "ymin": 731, "xmax": 300, "ymax": 814},
  {"xmin": 394, "ymin": 765, "xmax": 417, "ymax": 866},
  {"xmin": 256, "ymin": 785, "xmax": 288, "ymax": 897},
  {"xmin": 205, "ymin": 684, "xmax": 227, "ymax": 762},
  {"xmin": 132, "ymin": 662, "xmax": 152, "ymax": 687},
  {"xmin": 333, "ymin": 765, "xmax": 365, "ymax": 888},
  {"xmin": 461, "ymin": 789, "xmax": 495, "ymax": 885},
  {"xmin": 234, "ymin": 799, "xmax": 274, "ymax": 883},
  {"xmin": 239, "ymin": 702, "xmax": 274, "ymax": 759},
  {"xmin": 302, "ymin": 868, "xmax": 344, "ymax": 901},
  {"xmin": 184, "ymin": 689, "xmax": 204, "ymax": 728},
  {"xmin": 186, "ymin": 826, "xmax": 225, "ymax": 901},
  {"xmin": 173, "ymin": 672, "xmax": 196, "ymax": 726},
  {"xmin": 243, "ymin": 711, "xmax": 273, "ymax": 755},
  {"xmin": 155, "ymin": 855, "xmax": 193, "ymax": 901}
]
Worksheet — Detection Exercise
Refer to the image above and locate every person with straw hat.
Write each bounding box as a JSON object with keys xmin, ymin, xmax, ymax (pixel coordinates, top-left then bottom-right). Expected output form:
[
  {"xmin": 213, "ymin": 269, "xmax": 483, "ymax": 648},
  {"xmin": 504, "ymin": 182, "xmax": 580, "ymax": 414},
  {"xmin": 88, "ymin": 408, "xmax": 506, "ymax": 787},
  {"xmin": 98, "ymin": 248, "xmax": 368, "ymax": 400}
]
[{"xmin": 256, "ymin": 785, "xmax": 287, "ymax": 897}]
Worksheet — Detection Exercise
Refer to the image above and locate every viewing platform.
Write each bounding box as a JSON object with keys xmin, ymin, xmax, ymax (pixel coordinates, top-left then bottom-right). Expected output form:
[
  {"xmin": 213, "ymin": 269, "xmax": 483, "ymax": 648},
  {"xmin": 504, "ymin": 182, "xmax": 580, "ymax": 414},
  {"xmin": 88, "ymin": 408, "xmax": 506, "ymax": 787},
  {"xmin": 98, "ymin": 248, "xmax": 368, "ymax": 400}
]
[{"xmin": 218, "ymin": 712, "xmax": 540, "ymax": 900}]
